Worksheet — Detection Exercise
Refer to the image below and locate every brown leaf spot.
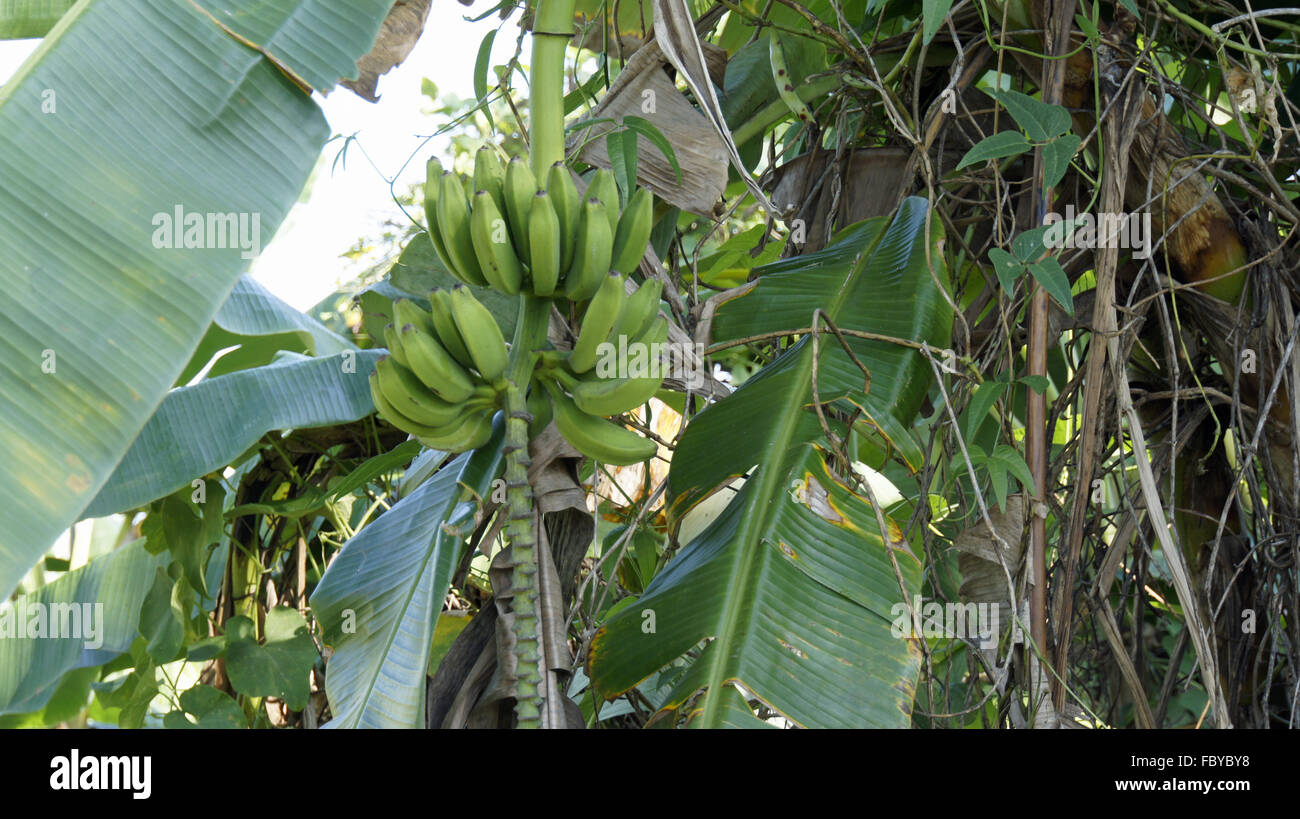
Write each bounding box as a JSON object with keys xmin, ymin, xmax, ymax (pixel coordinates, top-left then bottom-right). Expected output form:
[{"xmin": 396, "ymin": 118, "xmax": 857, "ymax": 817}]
[
  {"xmin": 789, "ymin": 473, "xmax": 844, "ymax": 524},
  {"xmin": 777, "ymin": 638, "xmax": 809, "ymax": 659}
]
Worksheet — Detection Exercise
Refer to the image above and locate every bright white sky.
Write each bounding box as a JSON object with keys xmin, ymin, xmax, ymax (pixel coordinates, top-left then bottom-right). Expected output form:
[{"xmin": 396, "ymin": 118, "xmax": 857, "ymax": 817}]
[{"xmin": 0, "ymin": 3, "xmax": 516, "ymax": 311}]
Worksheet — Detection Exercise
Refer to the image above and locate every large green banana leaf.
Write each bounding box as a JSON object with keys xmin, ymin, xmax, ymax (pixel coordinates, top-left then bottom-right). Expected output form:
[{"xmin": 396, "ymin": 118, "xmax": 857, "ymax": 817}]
[
  {"xmin": 589, "ymin": 198, "xmax": 950, "ymax": 727},
  {"xmin": 0, "ymin": 0, "xmax": 75, "ymax": 38},
  {"xmin": 670, "ymin": 198, "xmax": 952, "ymax": 519},
  {"xmin": 81, "ymin": 349, "xmax": 384, "ymax": 519},
  {"xmin": 310, "ymin": 424, "xmax": 505, "ymax": 728},
  {"xmin": 187, "ymin": 0, "xmax": 395, "ymax": 92},
  {"xmin": 0, "ymin": 0, "xmax": 394, "ymax": 599},
  {"xmin": 176, "ymin": 274, "xmax": 356, "ymax": 385},
  {"xmin": 0, "ymin": 535, "xmax": 165, "ymax": 717}
]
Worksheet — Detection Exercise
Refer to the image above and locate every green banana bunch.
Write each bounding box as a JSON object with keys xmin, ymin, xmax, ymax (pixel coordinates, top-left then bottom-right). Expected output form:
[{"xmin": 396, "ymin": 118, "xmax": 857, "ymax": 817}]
[
  {"xmin": 427, "ymin": 152, "xmax": 657, "ymax": 302},
  {"xmin": 372, "ymin": 294, "xmax": 516, "ymax": 453},
  {"xmin": 525, "ymin": 275, "xmax": 667, "ymax": 464},
  {"xmin": 543, "ymin": 379, "xmax": 658, "ymax": 465}
]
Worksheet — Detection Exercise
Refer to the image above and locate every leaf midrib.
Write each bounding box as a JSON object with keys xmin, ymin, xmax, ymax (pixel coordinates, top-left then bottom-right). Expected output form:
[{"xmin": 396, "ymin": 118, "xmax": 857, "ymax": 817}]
[{"xmin": 697, "ymin": 221, "xmax": 894, "ymax": 727}]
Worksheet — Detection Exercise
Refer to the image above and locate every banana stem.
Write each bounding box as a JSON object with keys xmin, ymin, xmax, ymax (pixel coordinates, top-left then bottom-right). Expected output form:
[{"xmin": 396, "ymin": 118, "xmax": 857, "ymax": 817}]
[
  {"xmin": 502, "ymin": 0, "xmax": 573, "ymax": 728},
  {"xmin": 529, "ymin": 0, "xmax": 576, "ymax": 177},
  {"xmin": 502, "ymin": 294, "xmax": 551, "ymax": 726}
]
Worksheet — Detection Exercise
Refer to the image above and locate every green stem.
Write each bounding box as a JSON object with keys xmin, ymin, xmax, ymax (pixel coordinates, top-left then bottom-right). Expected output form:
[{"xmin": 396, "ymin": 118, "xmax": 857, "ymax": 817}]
[
  {"xmin": 505, "ymin": 0, "xmax": 572, "ymax": 728},
  {"xmin": 529, "ymin": 0, "xmax": 577, "ymax": 177},
  {"xmin": 502, "ymin": 295, "xmax": 551, "ymax": 727}
]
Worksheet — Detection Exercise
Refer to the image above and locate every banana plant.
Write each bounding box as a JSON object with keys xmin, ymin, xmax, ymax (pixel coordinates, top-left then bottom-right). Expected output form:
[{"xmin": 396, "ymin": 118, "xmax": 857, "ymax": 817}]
[{"xmin": 590, "ymin": 198, "xmax": 952, "ymax": 727}]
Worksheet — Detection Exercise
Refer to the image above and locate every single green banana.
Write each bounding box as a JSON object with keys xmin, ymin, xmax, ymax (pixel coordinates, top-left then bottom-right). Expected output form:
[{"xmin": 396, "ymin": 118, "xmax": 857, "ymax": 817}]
[
  {"xmin": 449, "ymin": 284, "xmax": 509, "ymax": 384},
  {"xmin": 570, "ymin": 371, "xmax": 664, "ymax": 418},
  {"xmin": 416, "ymin": 407, "xmax": 496, "ymax": 454},
  {"xmin": 570, "ymin": 271, "xmax": 626, "ymax": 374},
  {"xmin": 546, "ymin": 161, "xmax": 581, "ymax": 272},
  {"xmin": 563, "ymin": 197, "xmax": 615, "ymax": 301},
  {"xmin": 570, "ymin": 317, "xmax": 669, "ymax": 416},
  {"xmin": 424, "ymin": 157, "xmax": 454, "ymax": 270},
  {"xmin": 610, "ymin": 187, "xmax": 654, "ymax": 274},
  {"xmin": 399, "ymin": 322, "xmax": 478, "ymax": 403},
  {"xmin": 527, "ymin": 190, "xmax": 562, "ymax": 296},
  {"xmin": 383, "ymin": 323, "xmax": 409, "ymax": 368},
  {"xmin": 609, "ymin": 277, "xmax": 663, "ymax": 342},
  {"xmin": 545, "ymin": 380, "xmax": 658, "ymax": 465},
  {"xmin": 377, "ymin": 355, "xmax": 492, "ymax": 428},
  {"xmin": 471, "ymin": 189, "xmax": 524, "ymax": 295},
  {"xmin": 437, "ymin": 172, "xmax": 488, "ymax": 287},
  {"xmin": 370, "ymin": 371, "xmax": 459, "ymax": 439},
  {"xmin": 473, "ymin": 146, "xmax": 507, "ymax": 215},
  {"xmin": 393, "ymin": 298, "xmax": 436, "ymax": 337},
  {"xmin": 428, "ymin": 288, "xmax": 475, "ymax": 368},
  {"xmin": 504, "ymin": 157, "xmax": 537, "ymax": 259},
  {"xmin": 586, "ymin": 168, "xmax": 621, "ymax": 235}
]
